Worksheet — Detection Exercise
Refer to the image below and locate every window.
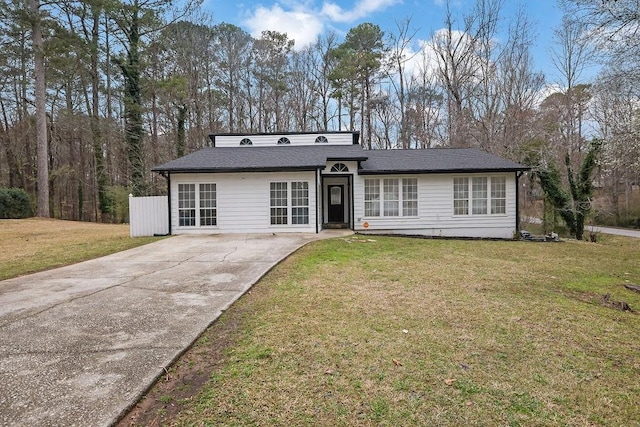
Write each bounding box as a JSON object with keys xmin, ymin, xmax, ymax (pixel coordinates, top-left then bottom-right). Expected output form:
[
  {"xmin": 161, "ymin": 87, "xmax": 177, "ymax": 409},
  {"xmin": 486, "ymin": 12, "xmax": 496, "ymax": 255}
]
[
  {"xmin": 199, "ymin": 183, "xmax": 217, "ymax": 226},
  {"xmin": 453, "ymin": 176, "xmax": 506, "ymax": 215},
  {"xmin": 403, "ymin": 178, "xmax": 418, "ymax": 216},
  {"xmin": 277, "ymin": 137, "xmax": 291, "ymax": 145},
  {"xmin": 178, "ymin": 183, "xmax": 217, "ymax": 227},
  {"xmin": 491, "ymin": 176, "xmax": 506, "ymax": 214},
  {"xmin": 270, "ymin": 181, "xmax": 310, "ymax": 226},
  {"xmin": 472, "ymin": 177, "xmax": 487, "ymax": 215},
  {"xmin": 291, "ymin": 182, "xmax": 309, "ymax": 225},
  {"xmin": 239, "ymin": 138, "xmax": 252, "ymax": 146},
  {"xmin": 383, "ymin": 179, "xmax": 399, "ymax": 216},
  {"xmin": 315, "ymin": 135, "xmax": 328, "ymax": 143},
  {"xmin": 364, "ymin": 179, "xmax": 380, "ymax": 217},
  {"xmin": 270, "ymin": 182, "xmax": 288, "ymax": 225},
  {"xmin": 178, "ymin": 184, "xmax": 196, "ymax": 226},
  {"xmin": 453, "ymin": 178, "xmax": 469, "ymax": 215},
  {"xmin": 330, "ymin": 163, "xmax": 349, "ymax": 172},
  {"xmin": 364, "ymin": 178, "xmax": 417, "ymax": 217}
]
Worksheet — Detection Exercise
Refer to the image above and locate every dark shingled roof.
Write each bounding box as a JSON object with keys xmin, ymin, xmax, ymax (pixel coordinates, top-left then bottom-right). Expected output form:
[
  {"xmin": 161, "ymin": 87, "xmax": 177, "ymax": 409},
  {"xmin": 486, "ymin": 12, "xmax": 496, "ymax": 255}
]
[
  {"xmin": 153, "ymin": 145, "xmax": 529, "ymax": 174},
  {"xmin": 359, "ymin": 148, "xmax": 528, "ymax": 174},
  {"xmin": 152, "ymin": 145, "xmax": 369, "ymax": 173}
]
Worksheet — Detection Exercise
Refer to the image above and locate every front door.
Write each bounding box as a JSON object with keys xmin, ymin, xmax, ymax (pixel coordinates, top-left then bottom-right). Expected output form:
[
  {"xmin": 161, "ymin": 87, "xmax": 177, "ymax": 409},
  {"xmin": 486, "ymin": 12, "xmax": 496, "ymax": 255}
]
[{"xmin": 328, "ymin": 185, "xmax": 344, "ymax": 223}]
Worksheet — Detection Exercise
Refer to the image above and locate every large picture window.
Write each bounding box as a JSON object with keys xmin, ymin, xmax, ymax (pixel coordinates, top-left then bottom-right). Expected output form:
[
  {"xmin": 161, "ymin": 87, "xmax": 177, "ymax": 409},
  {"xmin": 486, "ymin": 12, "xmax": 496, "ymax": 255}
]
[
  {"xmin": 491, "ymin": 177, "xmax": 506, "ymax": 214},
  {"xmin": 472, "ymin": 177, "xmax": 488, "ymax": 215},
  {"xmin": 453, "ymin": 176, "xmax": 506, "ymax": 216},
  {"xmin": 291, "ymin": 182, "xmax": 309, "ymax": 225},
  {"xmin": 364, "ymin": 178, "xmax": 418, "ymax": 217},
  {"xmin": 199, "ymin": 183, "xmax": 217, "ymax": 226},
  {"xmin": 178, "ymin": 184, "xmax": 196, "ymax": 226},
  {"xmin": 270, "ymin": 182, "xmax": 288, "ymax": 225},
  {"xmin": 364, "ymin": 179, "xmax": 380, "ymax": 217},
  {"xmin": 270, "ymin": 181, "xmax": 310, "ymax": 226},
  {"xmin": 178, "ymin": 183, "xmax": 217, "ymax": 227},
  {"xmin": 403, "ymin": 178, "xmax": 418, "ymax": 216},
  {"xmin": 453, "ymin": 177, "xmax": 469, "ymax": 215}
]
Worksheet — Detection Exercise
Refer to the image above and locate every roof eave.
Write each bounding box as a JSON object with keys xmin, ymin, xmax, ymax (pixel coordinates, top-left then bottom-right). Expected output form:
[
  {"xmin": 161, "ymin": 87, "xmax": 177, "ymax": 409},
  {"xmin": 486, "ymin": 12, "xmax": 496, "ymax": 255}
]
[
  {"xmin": 152, "ymin": 166, "xmax": 323, "ymax": 174},
  {"xmin": 357, "ymin": 167, "xmax": 530, "ymax": 175}
]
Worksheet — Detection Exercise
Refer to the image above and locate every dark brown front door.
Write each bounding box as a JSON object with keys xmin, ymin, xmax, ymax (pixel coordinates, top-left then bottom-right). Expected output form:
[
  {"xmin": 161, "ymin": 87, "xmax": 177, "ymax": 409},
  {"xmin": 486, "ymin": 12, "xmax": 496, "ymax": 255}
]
[{"xmin": 328, "ymin": 185, "xmax": 344, "ymax": 223}]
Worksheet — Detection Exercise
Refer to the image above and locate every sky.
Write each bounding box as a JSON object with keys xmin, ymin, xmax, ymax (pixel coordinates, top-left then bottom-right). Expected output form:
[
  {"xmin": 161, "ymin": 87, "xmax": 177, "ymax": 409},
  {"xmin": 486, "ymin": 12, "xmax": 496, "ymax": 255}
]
[{"xmin": 199, "ymin": 0, "xmax": 589, "ymax": 85}]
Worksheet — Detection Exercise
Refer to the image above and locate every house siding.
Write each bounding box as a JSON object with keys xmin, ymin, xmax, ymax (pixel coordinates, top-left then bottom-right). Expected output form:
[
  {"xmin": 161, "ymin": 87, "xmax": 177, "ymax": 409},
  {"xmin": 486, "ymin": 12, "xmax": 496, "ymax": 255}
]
[
  {"xmin": 353, "ymin": 172, "xmax": 517, "ymax": 239},
  {"xmin": 214, "ymin": 133, "xmax": 354, "ymax": 147},
  {"xmin": 170, "ymin": 171, "xmax": 317, "ymax": 234}
]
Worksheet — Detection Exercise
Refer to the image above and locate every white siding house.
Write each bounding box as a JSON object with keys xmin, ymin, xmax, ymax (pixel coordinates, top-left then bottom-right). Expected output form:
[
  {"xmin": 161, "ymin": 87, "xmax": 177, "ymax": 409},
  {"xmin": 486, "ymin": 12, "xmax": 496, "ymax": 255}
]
[
  {"xmin": 170, "ymin": 171, "xmax": 317, "ymax": 234},
  {"xmin": 153, "ymin": 132, "xmax": 528, "ymax": 238}
]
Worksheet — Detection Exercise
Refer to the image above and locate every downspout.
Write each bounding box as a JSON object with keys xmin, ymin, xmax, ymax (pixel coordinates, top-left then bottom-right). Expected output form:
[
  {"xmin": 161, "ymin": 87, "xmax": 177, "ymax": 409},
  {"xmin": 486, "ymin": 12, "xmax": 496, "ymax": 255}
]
[
  {"xmin": 167, "ymin": 173, "xmax": 172, "ymax": 235},
  {"xmin": 315, "ymin": 168, "xmax": 319, "ymax": 234},
  {"xmin": 156, "ymin": 171, "xmax": 172, "ymax": 236},
  {"xmin": 350, "ymin": 173, "xmax": 354, "ymax": 230},
  {"xmin": 515, "ymin": 170, "xmax": 523, "ymax": 237}
]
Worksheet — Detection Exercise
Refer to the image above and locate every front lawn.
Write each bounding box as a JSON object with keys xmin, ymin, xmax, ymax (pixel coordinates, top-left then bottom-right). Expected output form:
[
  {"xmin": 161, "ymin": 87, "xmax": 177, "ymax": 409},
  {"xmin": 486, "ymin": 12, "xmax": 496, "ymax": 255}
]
[
  {"xmin": 122, "ymin": 234, "xmax": 640, "ymax": 426},
  {"xmin": 0, "ymin": 218, "xmax": 160, "ymax": 280}
]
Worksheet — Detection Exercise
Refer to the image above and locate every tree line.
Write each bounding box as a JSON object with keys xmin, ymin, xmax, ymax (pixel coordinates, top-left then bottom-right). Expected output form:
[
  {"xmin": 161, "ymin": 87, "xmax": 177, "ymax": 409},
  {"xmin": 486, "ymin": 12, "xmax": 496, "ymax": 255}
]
[{"xmin": 0, "ymin": 0, "xmax": 638, "ymax": 230}]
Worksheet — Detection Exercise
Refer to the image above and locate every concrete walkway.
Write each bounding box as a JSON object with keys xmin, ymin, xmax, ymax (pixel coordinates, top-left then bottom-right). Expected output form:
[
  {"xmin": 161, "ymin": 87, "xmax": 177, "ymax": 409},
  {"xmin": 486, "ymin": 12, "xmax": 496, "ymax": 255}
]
[{"xmin": 0, "ymin": 231, "xmax": 350, "ymax": 427}]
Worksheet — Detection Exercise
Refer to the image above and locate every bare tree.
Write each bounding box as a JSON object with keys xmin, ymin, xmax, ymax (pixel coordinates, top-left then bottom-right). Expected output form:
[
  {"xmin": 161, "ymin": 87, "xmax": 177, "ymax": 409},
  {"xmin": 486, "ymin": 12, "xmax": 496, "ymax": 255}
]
[
  {"xmin": 550, "ymin": 16, "xmax": 594, "ymax": 157},
  {"xmin": 386, "ymin": 17, "xmax": 419, "ymax": 148}
]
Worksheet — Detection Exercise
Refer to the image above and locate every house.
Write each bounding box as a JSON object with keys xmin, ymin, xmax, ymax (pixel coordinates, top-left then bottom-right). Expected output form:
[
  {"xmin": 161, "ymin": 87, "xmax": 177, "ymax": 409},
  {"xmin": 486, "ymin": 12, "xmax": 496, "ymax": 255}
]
[{"xmin": 152, "ymin": 131, "xmax": 529, "ymax": 238}]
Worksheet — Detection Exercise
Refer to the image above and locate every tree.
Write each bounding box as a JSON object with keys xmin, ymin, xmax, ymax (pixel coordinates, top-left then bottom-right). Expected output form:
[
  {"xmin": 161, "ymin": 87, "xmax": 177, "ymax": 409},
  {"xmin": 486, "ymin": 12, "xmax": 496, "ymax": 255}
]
[
  {"xmin": 211, "ymin": 23, "xmax": 252, "ymax": 132},
  {"xmin": 29, "ymin": 0, "xmax": 49, "ymax": 217},
  {"xmin": 534, "ymin": 140, "xmax": 601, "ymax": 240},
  {"xmin": 331, "ymin": 23, "xmax": 385, "ymax": 148},
  {"xmin": 251, "ymin": 30, "xmax": 293, "ymax": 132},
  {"xmin": 109, "ymin": 0, "xmax": 199, "ymax": 196},
  {"xmin": 590, "ymin": 68, "xmax": 640, "ymax": 224},
  {"xmin": 387, "ymin": 17, "xmax": 419, "ymax": 149},
  {"xmin": 563, "ymin": 0, "xmax": 640, "ymax": 82},
  {"xmin": 431, "ymin": 0, "xmax": 504, "ymax": 148},
  {"xmin": 308, "ymin": 32, "xmax": 339, "ymax": 130}
]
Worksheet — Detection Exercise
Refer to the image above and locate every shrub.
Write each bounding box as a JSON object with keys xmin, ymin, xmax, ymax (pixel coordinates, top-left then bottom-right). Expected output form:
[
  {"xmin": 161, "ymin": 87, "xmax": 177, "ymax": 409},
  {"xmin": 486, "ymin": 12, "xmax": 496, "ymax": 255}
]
[
  {"xmin": 0, "ymin": 188, "xmax": 32, "ymax": 219},
  {"xmin": 105, "ymin": 185, "xmax": 130, "ymax": 223}
]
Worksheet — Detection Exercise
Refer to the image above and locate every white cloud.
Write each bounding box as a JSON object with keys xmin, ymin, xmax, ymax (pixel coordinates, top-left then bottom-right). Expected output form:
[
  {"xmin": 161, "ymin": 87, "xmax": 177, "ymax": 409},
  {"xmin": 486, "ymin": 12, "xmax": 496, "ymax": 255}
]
[
  {"xmin": 243, "ymin": 4, "xmax": 325, "ymax": 50},
  {"xmin": 321, "ymin": 0, "xmax": 401, "ymax": 23}
]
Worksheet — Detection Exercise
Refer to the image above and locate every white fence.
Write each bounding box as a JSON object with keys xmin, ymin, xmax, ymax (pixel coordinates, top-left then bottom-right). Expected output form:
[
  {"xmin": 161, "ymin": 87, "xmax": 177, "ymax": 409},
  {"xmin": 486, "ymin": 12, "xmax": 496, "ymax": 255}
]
[{"xmin": 129, "ymin": 195, "xmax": 169, "ymax": 237}]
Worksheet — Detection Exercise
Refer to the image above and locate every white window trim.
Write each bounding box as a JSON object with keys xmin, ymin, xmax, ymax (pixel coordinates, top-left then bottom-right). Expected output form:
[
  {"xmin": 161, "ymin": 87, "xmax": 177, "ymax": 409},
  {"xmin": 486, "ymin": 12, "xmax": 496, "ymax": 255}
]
[
  {"xmin": 452, "ymin": 176, "xmax": 507, "ymax": 216},
  {"xmin": 363, "ymin": 177, "xmax": 419, "ymax": 219},
  {"xmin": 269, "ymin": 181, "xmax": 311, "ymax": 227},
  {"xmin": 177, "ymin": 182, "xmax": 218, "ymax": 228}
]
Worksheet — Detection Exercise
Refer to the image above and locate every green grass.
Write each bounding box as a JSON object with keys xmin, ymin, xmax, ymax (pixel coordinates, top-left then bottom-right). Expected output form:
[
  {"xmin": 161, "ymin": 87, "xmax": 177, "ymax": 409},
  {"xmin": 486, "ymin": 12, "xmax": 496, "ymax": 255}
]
[
  {"xmin": 0, "ymin": 218, "xmax": 161, "ymax": 280},
  {"xmin": 172, "ymin": 234, "xmax": 640, "ymax": 427}
]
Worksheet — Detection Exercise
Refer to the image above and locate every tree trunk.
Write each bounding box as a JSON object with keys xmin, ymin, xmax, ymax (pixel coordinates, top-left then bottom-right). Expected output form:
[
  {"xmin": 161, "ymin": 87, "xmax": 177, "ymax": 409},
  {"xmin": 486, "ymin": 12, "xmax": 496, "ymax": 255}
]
[
  {"xmin": 31, "ymin": 0, "xmax": 50, "ymax": 217},
  {"xmin": 91, "ymin": 5, "xmax": 109, "ymax": 221}
]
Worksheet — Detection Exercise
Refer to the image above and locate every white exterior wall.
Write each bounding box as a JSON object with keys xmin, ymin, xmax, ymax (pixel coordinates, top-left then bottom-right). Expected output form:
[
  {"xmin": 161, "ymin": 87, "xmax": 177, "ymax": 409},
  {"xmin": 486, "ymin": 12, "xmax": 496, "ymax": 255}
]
[
  {"xmin": 214, "ymin": 133, "xmax": 354, "ymax": 147},
  {"xmin": 171, "ymin": 171, "xmax": 317, "ymax": 234},
  {"xmin": 353, "ymin": 172, "xmax": 517, "ymax": 239}
]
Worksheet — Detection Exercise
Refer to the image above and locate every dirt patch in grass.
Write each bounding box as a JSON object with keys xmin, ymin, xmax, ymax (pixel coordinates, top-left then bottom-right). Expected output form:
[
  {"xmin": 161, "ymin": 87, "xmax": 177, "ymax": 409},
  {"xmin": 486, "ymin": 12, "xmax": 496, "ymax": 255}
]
[
  {"xmin": 0, "ymin": 218, "xmax": 160, "ymax": 280},
  {"xmin": 116, "ymin": 235, "xmax": 640, "ymax": 426}
]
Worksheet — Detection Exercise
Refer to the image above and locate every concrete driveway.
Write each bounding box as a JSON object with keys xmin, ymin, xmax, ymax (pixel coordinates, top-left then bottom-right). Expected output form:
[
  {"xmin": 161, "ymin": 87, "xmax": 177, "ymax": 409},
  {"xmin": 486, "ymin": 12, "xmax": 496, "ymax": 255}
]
[{"xmin": 0, "ymin": 232, "xmax": 349, "ymax": 426}]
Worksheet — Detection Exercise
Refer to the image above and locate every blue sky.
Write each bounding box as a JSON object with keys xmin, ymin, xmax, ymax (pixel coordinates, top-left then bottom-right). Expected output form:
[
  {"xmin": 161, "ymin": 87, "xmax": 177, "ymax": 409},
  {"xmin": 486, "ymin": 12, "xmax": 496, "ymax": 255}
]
[{"xmin": 201, "ymin": 0, "xmax": 581, "ymax": 84}]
